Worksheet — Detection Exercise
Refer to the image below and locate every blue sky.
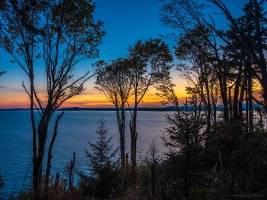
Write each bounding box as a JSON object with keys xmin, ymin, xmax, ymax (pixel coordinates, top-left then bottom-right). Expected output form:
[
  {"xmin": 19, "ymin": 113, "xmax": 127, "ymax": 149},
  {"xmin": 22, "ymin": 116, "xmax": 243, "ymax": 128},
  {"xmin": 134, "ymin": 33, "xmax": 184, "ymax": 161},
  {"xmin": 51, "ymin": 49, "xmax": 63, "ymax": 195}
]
[{"xmin": 0, "ymin": 0, "xmax": 258, "ymax": 108}]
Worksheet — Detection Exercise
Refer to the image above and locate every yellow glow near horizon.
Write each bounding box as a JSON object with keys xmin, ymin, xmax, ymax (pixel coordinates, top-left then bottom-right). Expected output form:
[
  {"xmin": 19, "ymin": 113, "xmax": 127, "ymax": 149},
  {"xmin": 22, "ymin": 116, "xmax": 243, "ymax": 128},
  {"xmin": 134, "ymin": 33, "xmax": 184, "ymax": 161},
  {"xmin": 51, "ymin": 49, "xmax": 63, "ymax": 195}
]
[
  {"xmin": 0, "ymin": 90, "xmax": 188, "ymax": 109},
  {"xmin": 1, "ymin": 79, "xmax": 263, "ymax": 109},
  {"xmin": 0, "ymin": 76, "xmax": 190, "ymax": 109},
  {"xmin": 64, "ymin": 77, "xmax": 189, "ymax": 108}
]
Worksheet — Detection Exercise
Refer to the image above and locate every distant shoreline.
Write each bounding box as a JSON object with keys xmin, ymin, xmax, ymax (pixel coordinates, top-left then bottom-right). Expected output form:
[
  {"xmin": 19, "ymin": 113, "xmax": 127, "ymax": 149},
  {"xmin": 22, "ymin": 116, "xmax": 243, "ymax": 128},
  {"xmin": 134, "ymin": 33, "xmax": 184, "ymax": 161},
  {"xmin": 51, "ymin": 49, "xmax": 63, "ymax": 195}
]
[
  {"xmin": 0, "ymin": 106, "xmax": 229, "ymax": 111},
  {"xmin": 0, "ymin": 107, "xmax": 178, "ymax": 111}
]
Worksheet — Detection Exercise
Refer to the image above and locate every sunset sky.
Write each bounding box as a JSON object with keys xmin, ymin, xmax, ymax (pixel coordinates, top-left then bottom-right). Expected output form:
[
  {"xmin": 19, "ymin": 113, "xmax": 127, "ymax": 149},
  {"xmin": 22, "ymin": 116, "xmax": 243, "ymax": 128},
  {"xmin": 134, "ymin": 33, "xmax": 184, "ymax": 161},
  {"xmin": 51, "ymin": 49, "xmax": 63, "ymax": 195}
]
[{"xmin": 0, "ymin": 0, "xmax": 252, "ymax": 109}]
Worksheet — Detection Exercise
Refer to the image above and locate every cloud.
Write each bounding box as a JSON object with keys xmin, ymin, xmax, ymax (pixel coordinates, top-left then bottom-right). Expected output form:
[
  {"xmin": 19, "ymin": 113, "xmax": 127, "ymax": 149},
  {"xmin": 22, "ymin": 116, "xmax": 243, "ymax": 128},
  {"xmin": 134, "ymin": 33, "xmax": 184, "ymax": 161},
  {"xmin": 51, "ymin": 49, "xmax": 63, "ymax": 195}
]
[
  {"xmin": 0, "ymin": 85, "xmax": 8, "ymax": 89},
  {"xmin": 0, "ymin": 85, "xmax": 24, "ymax": 92}
]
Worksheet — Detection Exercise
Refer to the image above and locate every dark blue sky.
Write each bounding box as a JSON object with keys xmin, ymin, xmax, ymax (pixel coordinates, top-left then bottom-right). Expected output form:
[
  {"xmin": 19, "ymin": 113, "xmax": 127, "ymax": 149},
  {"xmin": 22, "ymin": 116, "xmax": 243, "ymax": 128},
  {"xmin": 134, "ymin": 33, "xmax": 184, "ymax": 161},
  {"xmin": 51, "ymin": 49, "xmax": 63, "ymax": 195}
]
[
  {"xmin": 92, "ymin": 0, "xmax": 174, "ymax": 60},
  {"xmin": 92, "ymin": 0, "xmax": 250, "ymax": 60},
  {"xmin": 0, "ymin": 0, "xmax": 252, "ymax": 75}
]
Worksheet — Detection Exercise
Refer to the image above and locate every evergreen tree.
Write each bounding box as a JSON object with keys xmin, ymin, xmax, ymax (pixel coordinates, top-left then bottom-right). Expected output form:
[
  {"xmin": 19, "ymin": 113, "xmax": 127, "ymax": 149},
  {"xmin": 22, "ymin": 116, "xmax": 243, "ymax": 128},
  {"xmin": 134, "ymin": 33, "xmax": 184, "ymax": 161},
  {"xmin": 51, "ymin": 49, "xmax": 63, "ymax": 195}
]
[{"xmin": 79, "ymin": 118, "xmax": 120, "ymax": 199}]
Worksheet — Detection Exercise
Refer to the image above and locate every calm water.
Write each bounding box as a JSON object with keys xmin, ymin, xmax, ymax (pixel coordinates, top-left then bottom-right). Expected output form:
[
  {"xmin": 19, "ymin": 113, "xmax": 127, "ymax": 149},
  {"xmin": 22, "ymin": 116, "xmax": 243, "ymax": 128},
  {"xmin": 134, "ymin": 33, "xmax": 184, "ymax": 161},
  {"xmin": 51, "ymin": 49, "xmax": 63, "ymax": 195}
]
[{"xmin": 0, "ymin": 110, "xmax": 172, "ymax": 196}]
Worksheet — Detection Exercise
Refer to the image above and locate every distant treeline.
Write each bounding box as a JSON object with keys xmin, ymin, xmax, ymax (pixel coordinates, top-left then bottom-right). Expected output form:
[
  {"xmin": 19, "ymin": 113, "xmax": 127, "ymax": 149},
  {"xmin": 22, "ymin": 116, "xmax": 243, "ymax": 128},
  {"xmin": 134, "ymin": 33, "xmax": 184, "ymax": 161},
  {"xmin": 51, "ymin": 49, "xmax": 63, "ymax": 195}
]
[{"xmin": 0, "ymin": 104, "xmax": 261, "ymax": 112}]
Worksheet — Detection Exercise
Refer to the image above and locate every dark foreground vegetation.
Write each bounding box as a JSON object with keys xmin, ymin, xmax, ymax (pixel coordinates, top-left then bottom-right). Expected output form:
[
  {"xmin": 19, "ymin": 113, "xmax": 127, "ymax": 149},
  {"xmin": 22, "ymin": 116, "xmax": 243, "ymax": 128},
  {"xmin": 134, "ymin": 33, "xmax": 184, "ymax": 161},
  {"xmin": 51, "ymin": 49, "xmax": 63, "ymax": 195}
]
[{"xmin": 1, "ymin": 0, "xmax": 267, "ymax": 199}]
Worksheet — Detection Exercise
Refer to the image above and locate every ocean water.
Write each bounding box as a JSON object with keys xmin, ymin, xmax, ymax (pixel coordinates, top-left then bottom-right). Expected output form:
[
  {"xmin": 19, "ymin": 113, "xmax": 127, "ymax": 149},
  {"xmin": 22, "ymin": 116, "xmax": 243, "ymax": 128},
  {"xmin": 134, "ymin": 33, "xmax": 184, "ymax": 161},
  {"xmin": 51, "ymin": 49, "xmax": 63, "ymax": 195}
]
[{"xmin": 0, "ymin": 110, "xmax": 172, "ymax": 196}]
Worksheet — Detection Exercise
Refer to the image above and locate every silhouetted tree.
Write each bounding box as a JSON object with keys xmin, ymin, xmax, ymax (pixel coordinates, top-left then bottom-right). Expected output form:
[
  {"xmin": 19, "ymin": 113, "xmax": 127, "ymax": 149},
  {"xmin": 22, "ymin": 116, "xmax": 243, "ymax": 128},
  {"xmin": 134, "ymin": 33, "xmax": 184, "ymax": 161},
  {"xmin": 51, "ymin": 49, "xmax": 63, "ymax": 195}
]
[
  {"xmin": 159, "ymin": 0, "xmax": 234, "ymax": 121},
  {"xmin": 95, "ymin": 59, "xmax": 133, "ymax": 168},
  {"xmin": 79, "ymin": 118, "xmax": 120, "ymax": 200},
  {"xmin": 157, "ymin": 1, "xmax": 267, "ymax": 198},
  {"xmin": 175, "ymin": 25, "xmax": 219, "ymax": 132},
  {"xmin": 0, "ymin": 0, "xmax": 104, "ymax": 197},
  {"xmin": 127, "ymin": 39, "xmax": 173, "ymax": 174},
  {"xmin": 207, "ymin": 0, "xmax": 267, "ymax": 110}
]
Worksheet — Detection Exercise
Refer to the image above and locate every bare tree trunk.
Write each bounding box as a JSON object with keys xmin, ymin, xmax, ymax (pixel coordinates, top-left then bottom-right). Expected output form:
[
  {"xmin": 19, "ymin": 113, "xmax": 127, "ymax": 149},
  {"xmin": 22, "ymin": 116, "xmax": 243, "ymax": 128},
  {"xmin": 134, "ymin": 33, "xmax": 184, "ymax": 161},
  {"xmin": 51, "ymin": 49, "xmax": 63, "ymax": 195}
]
[
  {"xmin": 30, "ymin": 71, "xmax": 38, "ymax": 193},
  {"xmin": 130, "ymin": 77, "xmax": 139, "ymax": 176},
  {"xmin": 213, "ymin": 98, "xmax": 217, "ymax": 125},
  {"xmin": 121, "ymin": 104, "xmax": 126, "ymax": 168},
  {"xmin": 55, "ymin": 172, "xmax": 60, "ymax": 194},
  {"xmin": 69, "ymin": 152, "xmax": 75, "ymax": 192},
  {"xmin": 233, "ymin": 51, "xmax": 243, "ymax": 119},
  {"xmin": 44, "ymin": 112, "xmax": 64, "ymax": 199},
  {"xmin": 211, "ymin": 87, "xmax": 217, "ymax": 126},
  {"xmin": 35, "ymin": 114, "xmax": 50, "ymax": 197},
  {"xmin": 229, "ymin": 86, "xmax": 232, "ymax": 119},
  {"xmin": 246, "ymin": 84, "xmax": 249, "ymax": 134},
  {"xmin": 202, "ymin": 79, "xmax": 211, "ymax": 133},
  {"xmin": 116, "ymin": 104, "xmax": 126, "ymax": 168},
  {"xmin": 206, "ymin": 85, "xmax": 211, "ymax": 133},
  {"xmin": 222, "ymin": 55, "xmax": 229, "ymax": 121},
  {"xmin": 239, "ymin": 60, "xmax": 248, "ymax": 120},
  {"xmin": 247, "ymin": 64, "xmax": 253, "ymax": 131},
  {"xmin": 130, "ymin": 101, "xmax": 138, "ymax": 175}
]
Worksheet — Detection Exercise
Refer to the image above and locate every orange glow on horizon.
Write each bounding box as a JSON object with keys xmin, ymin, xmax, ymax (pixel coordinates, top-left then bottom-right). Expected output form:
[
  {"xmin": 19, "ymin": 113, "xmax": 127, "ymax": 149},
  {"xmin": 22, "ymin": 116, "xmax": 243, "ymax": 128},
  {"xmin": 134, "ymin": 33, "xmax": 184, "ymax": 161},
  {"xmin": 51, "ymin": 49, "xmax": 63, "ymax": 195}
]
[
  {"xmin": 61, "ymin": 84, "xmax": 189, "ymax": 108},
  {"xmin": 2, "ymin": 83, "xmax": 263, "ymax": 109},
  {"xmin": 0, "ymin": 72, "xmax": 190, "ymax": 109},
  {"xmin": 0, "ymin": 84, "xmax": 189, "ymax": 109}
]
